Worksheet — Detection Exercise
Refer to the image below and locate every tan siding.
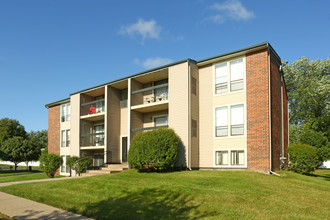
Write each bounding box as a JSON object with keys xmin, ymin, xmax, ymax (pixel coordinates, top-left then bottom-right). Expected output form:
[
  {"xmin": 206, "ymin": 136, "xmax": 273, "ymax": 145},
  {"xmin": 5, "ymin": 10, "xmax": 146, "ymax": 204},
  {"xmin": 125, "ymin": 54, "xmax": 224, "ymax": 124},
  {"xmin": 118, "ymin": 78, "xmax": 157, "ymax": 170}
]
[
  {"xmin": 169, "ymin": 62, "xmax": 189, "ymax": 168},
  {"xmin": 199, "ymin": 58, "xmax": 247, "ymax": 168},
  {"xmin": 131, "ymin": 79, "xmax": 143, "ymax": 106},
  {"xmin": 143, "ymin": 110, "xmax": 168, "ymax": 128},
  {"xmin": 70, "ymin": 94, "xmax": 80, "ymax": 157},
  {"xmin": 107, "ymin": 86, "xmax": 121, "ymax": 163},
  {"xmin": 120, "ymin": 107, "xmax": 128, "ymax": 135},
  {"xmin": 190, "ymin": 63, "xmax": 199, "ymax": 168}
]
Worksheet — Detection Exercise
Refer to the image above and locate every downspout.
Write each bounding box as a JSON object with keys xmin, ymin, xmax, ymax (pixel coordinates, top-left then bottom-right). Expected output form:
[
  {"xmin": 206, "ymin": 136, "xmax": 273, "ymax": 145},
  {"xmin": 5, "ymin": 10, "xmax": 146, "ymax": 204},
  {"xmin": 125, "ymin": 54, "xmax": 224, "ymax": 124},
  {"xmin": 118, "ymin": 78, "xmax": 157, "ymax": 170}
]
[{"xmin": 268, "ymin": 47, "xmax": 273, "ymax": 172}]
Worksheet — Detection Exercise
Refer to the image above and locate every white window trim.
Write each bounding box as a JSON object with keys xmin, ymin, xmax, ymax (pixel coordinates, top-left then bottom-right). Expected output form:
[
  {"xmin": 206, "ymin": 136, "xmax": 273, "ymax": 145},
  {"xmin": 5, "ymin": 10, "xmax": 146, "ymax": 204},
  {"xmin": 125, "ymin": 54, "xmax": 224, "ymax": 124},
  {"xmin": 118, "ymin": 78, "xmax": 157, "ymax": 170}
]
[
  {"xmin": 152, "ymin": 115, "xmax": 169, "ymax": 127},
  {"xmin": 214, "ymin": 149, "xmax": 247, "ymax": 168},
  {"xmin": 60, "ymin": 129, "xmax": 70, "ymax": 148},
  {"xmin": 60, "ymin": 155, "xmax": 71, "ymax": 175},
  {"xmin": 213, "ymin": 56, "xmax": 246, "ymax": 96},
  {"xmin": 60, "ymin": 103, "xmax": 71, "ymax": 123},
  {"xmin": 213, "ymin": 102, "xmax": 247, "ymax": 139}
]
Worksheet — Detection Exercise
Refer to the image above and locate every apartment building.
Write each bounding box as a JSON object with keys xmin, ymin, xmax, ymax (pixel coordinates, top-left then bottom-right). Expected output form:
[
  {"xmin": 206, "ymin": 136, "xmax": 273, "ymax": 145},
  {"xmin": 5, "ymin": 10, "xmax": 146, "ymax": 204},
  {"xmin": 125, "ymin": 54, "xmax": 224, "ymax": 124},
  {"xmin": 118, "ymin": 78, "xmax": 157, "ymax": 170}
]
[{"xmin": 46, "ymin": 42, "xmax": 288, "ymax": 175}]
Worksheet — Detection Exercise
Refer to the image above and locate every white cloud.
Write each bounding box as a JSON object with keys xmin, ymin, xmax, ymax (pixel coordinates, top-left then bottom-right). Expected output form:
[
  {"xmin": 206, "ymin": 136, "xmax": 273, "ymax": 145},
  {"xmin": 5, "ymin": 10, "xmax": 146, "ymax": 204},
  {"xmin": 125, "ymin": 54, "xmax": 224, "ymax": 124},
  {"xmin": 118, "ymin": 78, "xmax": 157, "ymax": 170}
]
[
  {"xmin": 134, "ymin": 57, "xmax": 173, "ymax": 69},
  {"xmin": 119, "ymin": 18, "xmax": 161, "ymax": 40},
  {"xmin": 208, "ymin": 0, "xmax": 254, "ymax": 23}
]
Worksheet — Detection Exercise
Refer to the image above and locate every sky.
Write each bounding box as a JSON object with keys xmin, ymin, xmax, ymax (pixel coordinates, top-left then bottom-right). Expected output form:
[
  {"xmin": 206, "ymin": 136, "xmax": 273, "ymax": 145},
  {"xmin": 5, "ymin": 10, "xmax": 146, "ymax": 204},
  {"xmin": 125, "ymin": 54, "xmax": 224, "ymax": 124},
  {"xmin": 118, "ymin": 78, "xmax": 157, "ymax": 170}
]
[{"xmin": 0, "ymin": 0, "xmax": 329, "ymax": 132}]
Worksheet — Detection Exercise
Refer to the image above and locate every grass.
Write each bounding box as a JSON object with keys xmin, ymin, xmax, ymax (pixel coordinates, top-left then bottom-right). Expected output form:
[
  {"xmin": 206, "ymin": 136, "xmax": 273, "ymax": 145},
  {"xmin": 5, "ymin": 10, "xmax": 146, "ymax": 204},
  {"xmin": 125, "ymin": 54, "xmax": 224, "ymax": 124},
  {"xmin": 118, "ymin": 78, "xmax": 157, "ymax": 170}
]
[
  {"xmin": 0, "ymin": 169, "xmax": 329, "ymax": 219},
  {"xmin": 0, "ymin": 212, "xmax": 13, "ymax": 220},
  {"xmin": 0, "ymin": 169, "xmax": 42, "ymax": 177},
  {"xmin": 0, "ymin": 169, "xmax": 64, "ymax": 183}
]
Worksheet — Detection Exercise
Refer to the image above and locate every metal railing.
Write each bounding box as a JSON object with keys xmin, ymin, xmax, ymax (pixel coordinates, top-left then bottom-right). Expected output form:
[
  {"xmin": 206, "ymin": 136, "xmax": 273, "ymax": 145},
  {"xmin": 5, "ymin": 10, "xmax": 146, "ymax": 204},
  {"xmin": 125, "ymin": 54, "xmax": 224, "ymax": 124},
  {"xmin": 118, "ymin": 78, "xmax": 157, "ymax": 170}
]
[{"xmin": 80, "ymin": 132, "xmax": 105, "ymax": 147}]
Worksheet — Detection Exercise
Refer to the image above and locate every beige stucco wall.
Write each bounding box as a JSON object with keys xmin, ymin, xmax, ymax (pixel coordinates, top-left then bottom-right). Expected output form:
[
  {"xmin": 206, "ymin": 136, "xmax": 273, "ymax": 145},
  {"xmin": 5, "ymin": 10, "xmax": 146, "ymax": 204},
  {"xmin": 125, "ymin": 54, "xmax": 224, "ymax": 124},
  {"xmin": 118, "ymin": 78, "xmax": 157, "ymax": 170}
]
[
  {"xmin": 190, "ymin": 63, "xmax": 199, "ymax": 168},
  {"xmin": 169, "ymin": 62, "xmax": 189, "ymax": 168},
  {"xmin": 199, "ymin": 57, "xmax": 247, "ymax": 168},
  {"xmin": 70, "ymin": 94, "xmax": 80, "ymax": 157}
]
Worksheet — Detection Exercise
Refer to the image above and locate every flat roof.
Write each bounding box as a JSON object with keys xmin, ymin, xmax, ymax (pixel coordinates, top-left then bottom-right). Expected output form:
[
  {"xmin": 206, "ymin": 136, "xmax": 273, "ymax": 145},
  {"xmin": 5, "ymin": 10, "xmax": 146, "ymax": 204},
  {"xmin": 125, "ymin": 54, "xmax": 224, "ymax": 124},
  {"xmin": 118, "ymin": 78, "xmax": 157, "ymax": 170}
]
[{"xmin": 46, "ymin": 41, "xmax": 280, "ymax": 108}]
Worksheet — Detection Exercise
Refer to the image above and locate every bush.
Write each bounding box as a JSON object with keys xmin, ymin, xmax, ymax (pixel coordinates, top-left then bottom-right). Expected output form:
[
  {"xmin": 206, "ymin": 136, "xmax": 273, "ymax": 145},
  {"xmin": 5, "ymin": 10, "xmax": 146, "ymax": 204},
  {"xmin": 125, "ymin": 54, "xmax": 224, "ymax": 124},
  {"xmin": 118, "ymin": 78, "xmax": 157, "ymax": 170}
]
[
  {"xmin": 39, "ymin": 153, "xmax": 62, "ymax": 178},
  {"xmin": 287, "ymin": 144, "xmax": 321, "ymax": 174},
  {"xmin": 128, "ymin": 128, "xmax": 180, "ymax": 171},
  {"xmin": 66, "ymin": 156, "xmax": 92, "ymax": 176}
]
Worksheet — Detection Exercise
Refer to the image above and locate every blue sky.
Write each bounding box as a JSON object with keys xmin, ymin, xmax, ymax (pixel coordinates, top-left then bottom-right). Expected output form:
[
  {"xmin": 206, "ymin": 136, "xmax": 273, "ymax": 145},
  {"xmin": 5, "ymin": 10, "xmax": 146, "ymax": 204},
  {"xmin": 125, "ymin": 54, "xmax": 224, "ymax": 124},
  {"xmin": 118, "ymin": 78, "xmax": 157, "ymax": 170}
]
[{"xmin": 0, "ymin": 0, "xmax": 329, "ymax": 132}]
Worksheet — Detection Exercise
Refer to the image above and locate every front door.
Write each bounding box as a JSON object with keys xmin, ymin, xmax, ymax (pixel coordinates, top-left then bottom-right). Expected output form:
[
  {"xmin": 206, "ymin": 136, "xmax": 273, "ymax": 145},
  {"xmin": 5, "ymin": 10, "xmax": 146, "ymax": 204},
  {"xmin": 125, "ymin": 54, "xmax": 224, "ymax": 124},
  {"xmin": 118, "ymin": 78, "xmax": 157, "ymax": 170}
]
[{"xmin": 122, "ymin": 136, "xmax": 128, "ymax": 162}]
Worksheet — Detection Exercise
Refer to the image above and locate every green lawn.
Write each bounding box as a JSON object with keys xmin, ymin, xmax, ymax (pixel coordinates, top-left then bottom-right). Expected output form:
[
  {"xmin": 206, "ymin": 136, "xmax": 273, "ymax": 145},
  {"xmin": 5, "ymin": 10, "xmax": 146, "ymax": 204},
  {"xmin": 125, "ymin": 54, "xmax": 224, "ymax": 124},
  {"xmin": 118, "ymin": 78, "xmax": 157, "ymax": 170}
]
[
  {"xmin": 0, "ymin": 169, "xmax": 329, "ymax": 219},
  {"xmin": 0, "ymin": 169, "xmax": 42, "ymax": 177},
  {"xmin": 0, "ymin": 169, "xmax": 64, "ymax": 183}
]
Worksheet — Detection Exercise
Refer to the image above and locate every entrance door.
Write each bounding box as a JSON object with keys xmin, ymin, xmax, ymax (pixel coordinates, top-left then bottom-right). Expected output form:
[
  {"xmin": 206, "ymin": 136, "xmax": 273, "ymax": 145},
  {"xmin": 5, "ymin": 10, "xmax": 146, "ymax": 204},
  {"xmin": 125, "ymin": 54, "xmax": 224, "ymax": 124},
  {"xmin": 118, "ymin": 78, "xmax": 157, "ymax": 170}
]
[{"xmin": 122, "ymin": 137, "xmax": 128, "ymax": 162}]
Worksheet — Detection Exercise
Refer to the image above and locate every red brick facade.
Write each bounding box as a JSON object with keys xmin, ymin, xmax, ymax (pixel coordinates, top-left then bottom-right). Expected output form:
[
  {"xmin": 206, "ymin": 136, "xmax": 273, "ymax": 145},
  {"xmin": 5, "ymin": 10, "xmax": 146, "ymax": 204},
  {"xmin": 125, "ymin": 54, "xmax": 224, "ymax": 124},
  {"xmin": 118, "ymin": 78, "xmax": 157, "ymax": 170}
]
[
  {"xmin": 48, "ymin": 105, "xmax": 60, "ymax": 155},
  {"xmin": 270, "ymin": 51, "xmax": 281, "ymax": 170},
  {"xmin": 246, "ymin": 49, "xmax": 271, "ymax": 172}
]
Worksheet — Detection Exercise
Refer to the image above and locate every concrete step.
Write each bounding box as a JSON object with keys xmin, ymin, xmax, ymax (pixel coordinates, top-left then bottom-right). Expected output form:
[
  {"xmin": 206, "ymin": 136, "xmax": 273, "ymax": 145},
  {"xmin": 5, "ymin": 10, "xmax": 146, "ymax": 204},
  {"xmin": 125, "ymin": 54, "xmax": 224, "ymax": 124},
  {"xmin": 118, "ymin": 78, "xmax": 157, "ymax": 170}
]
[
  {"xmin": 87, "ymin": 170, "xmax": 111, "ymax": 174},
  {"xmin": 81, "ymin": 173, "xmax": 98, "ymax": 177},
  {"xmin": 106, "ymin": 163, "xmax": 129, "ymax": 169}
]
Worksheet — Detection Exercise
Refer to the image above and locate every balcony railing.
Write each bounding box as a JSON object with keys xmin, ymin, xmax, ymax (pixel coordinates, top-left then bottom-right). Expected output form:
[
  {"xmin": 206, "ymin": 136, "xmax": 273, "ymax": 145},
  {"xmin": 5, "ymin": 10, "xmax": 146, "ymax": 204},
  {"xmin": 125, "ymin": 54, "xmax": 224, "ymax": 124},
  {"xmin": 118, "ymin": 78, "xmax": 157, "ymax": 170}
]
[
  {"xmin": 131, "ymin": 125, "xmax": 168, "ymax": 133},
  {"xmin": 81, "ymin": 99, "xmax": 105, "ymax": 116},
  {"xmin": 81, "ymin": 132, "xmax": 105, "ymax": 147},
  {"xmin": 132, "ymin": 83, "xmax": 168, "ymax": 105}
]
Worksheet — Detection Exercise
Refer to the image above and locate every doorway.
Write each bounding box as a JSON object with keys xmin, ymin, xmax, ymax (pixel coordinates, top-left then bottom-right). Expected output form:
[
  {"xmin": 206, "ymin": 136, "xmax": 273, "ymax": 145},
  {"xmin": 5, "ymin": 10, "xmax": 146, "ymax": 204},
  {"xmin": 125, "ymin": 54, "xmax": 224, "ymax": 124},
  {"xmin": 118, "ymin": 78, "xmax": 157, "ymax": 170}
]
[{"xmin": 121, "ymin": 136, "xmax": 128, "ymax": 162}]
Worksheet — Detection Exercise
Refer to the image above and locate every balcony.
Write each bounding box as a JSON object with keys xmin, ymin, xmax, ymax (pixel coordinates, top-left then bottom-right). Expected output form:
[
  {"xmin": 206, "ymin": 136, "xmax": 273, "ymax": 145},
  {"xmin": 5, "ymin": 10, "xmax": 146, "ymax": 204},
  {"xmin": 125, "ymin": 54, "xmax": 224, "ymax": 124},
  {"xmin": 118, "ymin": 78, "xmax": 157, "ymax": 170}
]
[
  {"xmin": 80, "ymin": 98, "xmax": 105, "ymax": 121},
  {"xmin": 80, "ymin": 132, "xmax": 105, "ymax": 149},
  {"xmin": 131, "ymin": 81, "xmax": 169, "ymax": 113},
  {"xmin": 131, "ymin": 125, "xmax": 168, "ymax": 133}
]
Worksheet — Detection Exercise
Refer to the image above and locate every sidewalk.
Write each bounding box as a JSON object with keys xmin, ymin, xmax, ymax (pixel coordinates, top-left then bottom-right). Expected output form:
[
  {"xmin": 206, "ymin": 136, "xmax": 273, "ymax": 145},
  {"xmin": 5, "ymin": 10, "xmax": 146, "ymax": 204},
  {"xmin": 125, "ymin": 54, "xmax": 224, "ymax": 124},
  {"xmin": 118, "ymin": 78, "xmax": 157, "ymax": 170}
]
[{"xmin": 0, "ymin": 176, "xmax": 94, "ymax": 219}]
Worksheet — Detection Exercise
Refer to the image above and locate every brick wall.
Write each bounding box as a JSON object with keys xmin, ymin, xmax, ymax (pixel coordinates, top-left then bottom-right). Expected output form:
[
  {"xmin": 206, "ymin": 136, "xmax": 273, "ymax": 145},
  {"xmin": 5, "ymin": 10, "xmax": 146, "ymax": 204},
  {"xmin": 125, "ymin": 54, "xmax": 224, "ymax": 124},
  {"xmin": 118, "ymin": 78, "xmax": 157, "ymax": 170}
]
[
  {"xmin": 270, "ymin": 51, "xmax": 281, "ymax": 170},
  {"xmin": 246, "ymin": 49, "xmax": 271, "ymax": 172},
  {"xmin": 48, "ymin": 105, "xmax": 60, "ymax": 155}
]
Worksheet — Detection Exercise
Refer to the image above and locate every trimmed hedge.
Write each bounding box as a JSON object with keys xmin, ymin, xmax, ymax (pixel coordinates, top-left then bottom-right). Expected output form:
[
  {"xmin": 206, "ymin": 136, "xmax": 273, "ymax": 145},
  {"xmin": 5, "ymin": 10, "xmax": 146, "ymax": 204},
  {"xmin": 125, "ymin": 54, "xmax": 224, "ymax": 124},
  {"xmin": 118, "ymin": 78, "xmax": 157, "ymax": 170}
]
[
  {"xmin": 287, "ymin": 144, "xmax": 320, "ymax": 174},
  {"xmin": 39, "ymin": 153, "xmax": 62, "ymax": 178},
  {"xmin": 128, "ymin": 128, "xmax": 180, "ymax": 171},
  {"xmin": 66, "ymin": 156, "xmax": 93, "ymax": 176}
]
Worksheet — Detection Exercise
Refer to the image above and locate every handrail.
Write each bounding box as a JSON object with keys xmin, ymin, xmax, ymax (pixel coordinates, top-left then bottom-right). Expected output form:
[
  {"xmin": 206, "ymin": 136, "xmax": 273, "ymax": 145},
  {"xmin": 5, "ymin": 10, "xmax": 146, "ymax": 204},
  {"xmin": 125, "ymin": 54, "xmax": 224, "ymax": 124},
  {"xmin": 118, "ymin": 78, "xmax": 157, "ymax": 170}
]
[
  {"xmin": 131, "ymin": 125, "xmax": 168, "ymax": 132},
  {"xmin": 132, "ymin": 83, "xmax": 168, "ymax": 95},
  {"xmin": 81, "ymin": 99, "xmax": 105, "ymax": 107}
]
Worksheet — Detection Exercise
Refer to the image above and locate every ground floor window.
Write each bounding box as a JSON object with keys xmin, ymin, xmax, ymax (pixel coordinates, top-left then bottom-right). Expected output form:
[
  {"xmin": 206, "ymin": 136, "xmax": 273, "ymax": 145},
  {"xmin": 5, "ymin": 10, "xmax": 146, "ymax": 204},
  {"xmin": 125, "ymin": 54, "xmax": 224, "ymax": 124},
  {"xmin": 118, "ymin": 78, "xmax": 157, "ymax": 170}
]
[
  {"xmin": 215, "ymin": 150, "xmax": 245, "ymax": 166},
  {"xmin": 61, "ymin": 155, "xmax": 71, "ymax": 173},
  {"xmin": 215, "ymin": 151, "xmax": 228, "ymax": 165}
]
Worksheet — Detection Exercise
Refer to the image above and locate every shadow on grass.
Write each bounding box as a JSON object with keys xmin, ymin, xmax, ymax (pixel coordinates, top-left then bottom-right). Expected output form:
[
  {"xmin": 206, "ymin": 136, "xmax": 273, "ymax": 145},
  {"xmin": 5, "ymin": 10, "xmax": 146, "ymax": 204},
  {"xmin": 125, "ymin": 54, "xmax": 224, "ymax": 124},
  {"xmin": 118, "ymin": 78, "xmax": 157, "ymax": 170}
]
[
  {"xmin": 13, "ymin": 209, "xmax": 89, "ymax": 220},
  {"xmin": 79, "ymin": 188, "xmax": 215, "ymax": 219},
  {"xmin": 306, "ymin": 171, "xmax": 330, "ymax": 181}
]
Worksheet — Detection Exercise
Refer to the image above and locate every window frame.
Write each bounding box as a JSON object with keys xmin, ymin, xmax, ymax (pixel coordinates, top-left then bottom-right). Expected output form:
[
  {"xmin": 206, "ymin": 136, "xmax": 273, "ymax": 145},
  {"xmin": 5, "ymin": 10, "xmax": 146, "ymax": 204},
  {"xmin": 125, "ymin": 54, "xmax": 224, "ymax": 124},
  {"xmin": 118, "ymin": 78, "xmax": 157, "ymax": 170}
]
[
  {"xmin": 213, "ymin": 56, "xmax": 245, "ymax": 96},
  {"xmin": 154, "ymin": 115, "xmax": 169, "ymax": 127},
  {"xmin": 214, "ymin": 103, "xmax": 246, "ymax": 139},
  {"xmin": 61, "ymin": 103, "xmax": 71, "ymax": 122},
  {"xmin": 214, "ymin": 149, "xmax": 246, "ymax": 168}
]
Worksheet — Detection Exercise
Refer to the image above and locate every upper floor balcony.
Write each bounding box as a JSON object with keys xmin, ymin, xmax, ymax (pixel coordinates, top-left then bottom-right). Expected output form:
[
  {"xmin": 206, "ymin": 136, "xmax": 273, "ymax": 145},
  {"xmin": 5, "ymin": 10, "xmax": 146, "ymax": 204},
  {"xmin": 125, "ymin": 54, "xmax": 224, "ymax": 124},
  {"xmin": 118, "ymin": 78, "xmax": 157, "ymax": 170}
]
[
  {"xmin": 80, "ymin": 122, "xmax": 105, "ymax": 149},
  {"xmin": 80, "ymin": 95, "xmax": 105, "ymax": 121},
  {"xmin": 131, "ymin": 79, "xmax": 169, "ymax": 113}
]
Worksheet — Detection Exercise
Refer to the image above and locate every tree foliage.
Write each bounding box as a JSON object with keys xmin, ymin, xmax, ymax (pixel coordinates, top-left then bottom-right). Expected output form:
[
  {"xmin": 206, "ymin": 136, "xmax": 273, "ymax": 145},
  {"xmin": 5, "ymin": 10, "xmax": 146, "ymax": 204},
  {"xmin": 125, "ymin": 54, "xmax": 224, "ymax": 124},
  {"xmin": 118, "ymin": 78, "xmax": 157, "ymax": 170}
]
[
  {"xmin": 1, "ymin": 137, "xmax": 28, "ymax": 170},
  {"xmin": 128, "ymin": 128, "xmax": 180, "ymax": 171},
  {"xmin": 66, "ymin": 156, "xmax": 92, "ymax": 176},
  {"xmin": 287, "ymin": 144, "xmax": 321, "ymax": 174},
  {"xmin": 282, "ymin": 57, "xmax": 330, "ymax": 138},
  {"xmin": 39, "ymin": 153, "xmax": 62, "ymax": 178}
]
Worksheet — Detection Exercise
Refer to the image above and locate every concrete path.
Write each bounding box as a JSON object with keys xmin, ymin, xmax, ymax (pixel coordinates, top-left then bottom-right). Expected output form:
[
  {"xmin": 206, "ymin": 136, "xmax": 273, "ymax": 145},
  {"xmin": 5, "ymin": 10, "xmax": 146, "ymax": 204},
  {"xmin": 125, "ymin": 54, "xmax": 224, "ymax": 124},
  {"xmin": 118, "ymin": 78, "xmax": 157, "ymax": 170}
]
[{"xmin": 0, "ymin": 176, "xmax": 94, "ymax": 219}]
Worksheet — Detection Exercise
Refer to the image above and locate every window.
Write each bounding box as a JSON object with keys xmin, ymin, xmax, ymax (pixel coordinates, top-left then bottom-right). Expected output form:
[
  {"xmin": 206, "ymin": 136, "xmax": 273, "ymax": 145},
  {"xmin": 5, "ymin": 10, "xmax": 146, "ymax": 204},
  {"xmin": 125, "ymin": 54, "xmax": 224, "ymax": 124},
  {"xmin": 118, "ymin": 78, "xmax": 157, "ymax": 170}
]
[
  {"xmin": 215, "ymin": 107, "xmax": 228, "ymax": 137},
  {"xmin": 154, "ymin": 116, "xmax": 168, "ymax": 127},
  {"xmin": 215, "ymin": 151, "xmax": 228, "ymax": 165},
  {"xmin": 230, "ymin": 105, "xmax": 244, "ymax": 135},
  {"xmin": 95, "ymin": 96, "xmax": 105, "ymax": 113},
  {"xmin": 215, "ymin": 63, "xmax": 228, "ymax": 94},
  {"xmin": 230, "ymin": 59, "xmax": 244, "ymax": 91},
  {"xmin": 231, "ymin": 151, "xmax": 245, "ymax": 165},
  {"xmin": 61, "ymin": 156, "xmax": 65, "ymax": 172},
  {"xmin": 215, "ymin": 58, "xmax": 244, "ymax": 95},
  {"xmin": 61, "ymin": 103, "xmax": 71, "ymax": 122},
  {"xmin": 192, "ymin": 119, "xmax": 197, "ymax": 137},
  {"xmin": 215, "ymin": 104, "xmax": 244, "ymax": 137},
  {"xmin": 61, "ymin": 155, "xmax": 71, "ymax": 173},
  {"xmin": 61, "ymin": 130, "xmax": 65, "ymax": 147},
  {"xmin": 66, "ymin": 130, "xmax": 70, "ymax": 147},
  {"xmin": 120, "ymin": 89, "xmax": 128, "ymax": 108},
  {"xmin": 94, "ymin": 124, "xmax": 105, "ymax": 146},
  {"xmin": 154, "ymin": 79, "xmax": 168, "ymax": 102},
  {"xmin": 191, "ymin": 77, "xmax": 197, "ymax": 95}
]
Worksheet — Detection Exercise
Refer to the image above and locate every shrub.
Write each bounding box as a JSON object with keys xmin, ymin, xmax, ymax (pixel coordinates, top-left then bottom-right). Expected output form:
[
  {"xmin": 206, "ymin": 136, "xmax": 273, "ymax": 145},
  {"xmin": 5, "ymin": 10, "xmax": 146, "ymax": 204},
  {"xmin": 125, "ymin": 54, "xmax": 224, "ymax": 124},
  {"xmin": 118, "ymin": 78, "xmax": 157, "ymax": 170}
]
[
  {"xmin": 287, "ymin": 144, "xmax": 321, "ymax": 174},
  {"xmin": 66, "ymin": 156, "xmax": 92, "ymax": 176},
  {"xmin": 39, "ymin": 153, "xmax": 62, "ymax": 178},
  {"xmin": 128, "ymin": 128, "xmax": 180, "ymax": 171}
]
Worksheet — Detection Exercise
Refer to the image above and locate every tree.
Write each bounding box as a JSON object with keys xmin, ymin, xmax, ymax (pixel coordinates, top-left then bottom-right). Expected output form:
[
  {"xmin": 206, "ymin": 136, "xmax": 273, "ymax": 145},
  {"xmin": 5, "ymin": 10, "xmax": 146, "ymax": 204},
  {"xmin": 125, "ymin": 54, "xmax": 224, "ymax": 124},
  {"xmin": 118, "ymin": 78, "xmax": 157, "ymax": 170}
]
[
  {"xmin": 1, "ymin": 137, "xmax": 28, "ymax": 170},
  {"xmin": 39, "ymin": 153, "xmax": 62, "ymax": 178},
  {"xmin": 128, "ymin": 128, "xmax": 180, "ymax": 171},
  {"xmin": 66, "ymin": 156, "xmax": 92, "ymax": 176},
  {"xmin": 282, "ymin": 57, "xmax": 330, "ymax": 139},
  {"xmin": 24, "ymin": 130, "xmax": 48, "ymax": 168}
]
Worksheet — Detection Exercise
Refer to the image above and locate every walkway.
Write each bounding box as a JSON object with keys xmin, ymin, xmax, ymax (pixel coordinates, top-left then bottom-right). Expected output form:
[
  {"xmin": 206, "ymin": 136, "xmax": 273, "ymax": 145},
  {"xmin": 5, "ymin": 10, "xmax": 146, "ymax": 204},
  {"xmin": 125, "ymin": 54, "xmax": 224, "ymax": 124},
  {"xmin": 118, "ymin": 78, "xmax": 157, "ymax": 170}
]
[{"xmin": 0, "ymin": 176, "xmax": 94, "ymax": 219}]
